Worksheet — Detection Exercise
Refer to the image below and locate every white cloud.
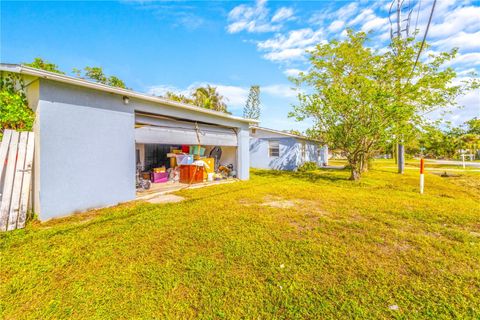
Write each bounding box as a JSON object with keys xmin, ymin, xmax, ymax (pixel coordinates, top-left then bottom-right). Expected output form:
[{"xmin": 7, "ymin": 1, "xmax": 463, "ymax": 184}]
[
  {"xmin": 213, "ymin": 85, "xmax": 249, "ymax": 108},
  {"xmin": 447, "ymin": 52, "xmax": 480, "ymax": 67},
  {"xmin": 263, "ymin": 84, "xmax": 297, "ymax": 98},
  {"xmin": 432, "ymin": 31, "xmax": 480, "ymax": 51},
  {"xmin": 258, "ymin": 28, "xmax": 323, "ymax": 50},
  {"xmin": 147, "ymin": 85, "xmax": 189, "ymax": 97},
  {"xmin": 227, "ymin": 0, "xmax": 282, "ymax": 33},
  {"xmin": 429, "ymin": 6, "xmax": 480, "ymax": 38},
  {"xmin": 328, "ymin": 20, "xmax": 345, "ymax": 33},
  {"xmin": 271, "ymin": 7, "xmax": 294, "ymax": 23},
  {"xmin": 283, "ymin": 68, "xmax": 305, "ymax": 77},
  {"xmin": 263, "ymin": 48, "xmax": 307, "ymax": 62},
  {"xmin": 349, "ymin": 9, "xmax": 375, "ymax": 26},
  {"xmin": 258, "ymin": 28, "xmax": 324, "ymax": 62},
  {"xmin": 337, "ymin": 2, "xmax": 359, "ymax": 19},
  {"xmin": 360, "ymin": 17, "xmax": 388, "ymax": 33}
]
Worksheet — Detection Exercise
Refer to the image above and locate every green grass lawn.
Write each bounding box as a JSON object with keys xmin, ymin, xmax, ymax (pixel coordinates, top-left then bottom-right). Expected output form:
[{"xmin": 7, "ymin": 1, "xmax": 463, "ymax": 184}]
[{"xmin": 1, "ymin": 161, "xmax": 479, "ymax": 319}]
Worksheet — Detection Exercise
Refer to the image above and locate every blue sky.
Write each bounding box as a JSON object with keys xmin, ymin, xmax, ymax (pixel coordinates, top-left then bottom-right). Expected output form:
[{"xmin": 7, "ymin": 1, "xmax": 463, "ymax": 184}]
[{"xmin": 1, "ymin": 0, "xmax": 479, "ymax": 131}]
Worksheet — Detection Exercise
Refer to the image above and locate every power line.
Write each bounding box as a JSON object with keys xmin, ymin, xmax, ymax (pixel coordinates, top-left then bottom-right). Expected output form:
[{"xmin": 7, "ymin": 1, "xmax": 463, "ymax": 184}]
[{"xmin": 409, "ymin": 0, "xmax": 437, "ymax": 80}]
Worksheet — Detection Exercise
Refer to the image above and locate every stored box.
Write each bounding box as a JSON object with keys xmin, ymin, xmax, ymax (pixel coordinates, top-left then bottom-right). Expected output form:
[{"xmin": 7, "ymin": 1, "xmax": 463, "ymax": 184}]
[{"xmin": 180, "ymin": 165, "xmax": 204, "ymax": 184}]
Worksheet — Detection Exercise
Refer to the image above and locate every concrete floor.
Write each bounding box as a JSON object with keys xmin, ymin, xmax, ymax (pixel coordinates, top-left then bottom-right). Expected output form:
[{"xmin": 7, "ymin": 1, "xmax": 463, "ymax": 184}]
[{"xmin": 136, "ymin": 179, "xmax": 237, "ymax": 201}]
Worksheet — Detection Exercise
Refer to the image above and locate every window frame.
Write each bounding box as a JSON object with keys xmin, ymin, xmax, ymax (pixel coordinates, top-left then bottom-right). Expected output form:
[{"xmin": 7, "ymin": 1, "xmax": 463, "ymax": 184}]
[{"xmin": 268, "ymin": 140, "xmax": 280, "ymax": 157}]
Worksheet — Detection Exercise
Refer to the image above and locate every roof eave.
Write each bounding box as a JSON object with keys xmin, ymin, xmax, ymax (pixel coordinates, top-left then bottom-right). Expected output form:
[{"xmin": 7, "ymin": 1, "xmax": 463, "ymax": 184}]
[
  {"xmin": 0, "ymin": 63, "xmax": 259, "ymax": 124},
  {"xmin": 251, "ymin": 125, "xmax": 323, "ymax": 143}
]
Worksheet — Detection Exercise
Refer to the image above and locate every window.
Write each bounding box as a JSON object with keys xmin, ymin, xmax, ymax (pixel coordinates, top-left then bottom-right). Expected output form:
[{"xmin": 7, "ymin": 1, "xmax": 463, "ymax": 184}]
[{"xmin": 269, "ymin": 140, "xmax": 280, "ymax": 157}]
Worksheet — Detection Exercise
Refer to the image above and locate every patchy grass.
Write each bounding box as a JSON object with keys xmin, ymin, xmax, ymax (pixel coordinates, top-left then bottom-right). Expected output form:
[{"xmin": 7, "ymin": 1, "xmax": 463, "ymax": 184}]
[{"xmin": 1, "ymin": 161, "xmax": 479, "ymax": 319}]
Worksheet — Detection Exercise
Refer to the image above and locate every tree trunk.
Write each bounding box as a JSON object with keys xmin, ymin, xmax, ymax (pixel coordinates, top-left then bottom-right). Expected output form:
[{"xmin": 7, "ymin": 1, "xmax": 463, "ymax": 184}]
[
  {"xmin": 350, "ymin": 167, "xmax": 361, "ymax": 180},
  {"xmin": 360, "ymin": 154, "xmax": 369, "ymax": 173}
]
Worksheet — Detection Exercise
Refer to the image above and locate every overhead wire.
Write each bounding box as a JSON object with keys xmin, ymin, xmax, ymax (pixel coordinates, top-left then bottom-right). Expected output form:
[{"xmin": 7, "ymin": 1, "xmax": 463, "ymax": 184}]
[{"xmin": 409, "ymin": 0, "xmax": 437, "ymax": 81}]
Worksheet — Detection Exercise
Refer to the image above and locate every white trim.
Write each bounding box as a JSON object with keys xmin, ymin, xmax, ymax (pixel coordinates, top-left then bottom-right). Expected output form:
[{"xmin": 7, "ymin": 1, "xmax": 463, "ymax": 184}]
[
  {"xmin": 0, "ymin": 64, "xmax": 258, "ymax": 125},
  {"xmin": 251, "ymin": 126, "xmax": 321, "ymax": 143}
]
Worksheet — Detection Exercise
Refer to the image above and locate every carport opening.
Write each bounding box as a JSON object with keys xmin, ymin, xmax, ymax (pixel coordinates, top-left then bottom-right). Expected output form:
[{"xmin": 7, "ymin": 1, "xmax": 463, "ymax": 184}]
[{"xmin": 134, "ymin": 112, "xmax": 239, "ymax": 194}]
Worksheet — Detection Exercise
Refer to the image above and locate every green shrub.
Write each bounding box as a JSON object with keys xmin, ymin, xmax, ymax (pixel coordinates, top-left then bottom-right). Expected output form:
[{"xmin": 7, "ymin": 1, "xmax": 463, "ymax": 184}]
[
  {"xmin": 0, "ymin": 73, "xmax": 34, "ymax": 139},
  {"xmin": 297, "ymin": 161, "xmax": 318, "ymax": 172}
]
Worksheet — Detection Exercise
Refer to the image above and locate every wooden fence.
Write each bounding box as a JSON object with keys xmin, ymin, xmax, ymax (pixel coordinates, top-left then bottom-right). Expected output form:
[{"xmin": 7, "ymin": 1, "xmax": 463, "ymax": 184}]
[{"xmin": 0, "ymin": 129, "xmax": 35, "ymax": 232}]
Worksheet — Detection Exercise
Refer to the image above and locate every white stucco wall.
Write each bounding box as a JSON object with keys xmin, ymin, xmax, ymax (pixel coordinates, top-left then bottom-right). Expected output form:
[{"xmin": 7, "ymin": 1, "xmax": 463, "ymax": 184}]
[
  {"xmin": 35, "ymin": 80, "xmax": 136, "ymax": 220},
  {"xmin": 250, "ymin": 136, "xmax": 326, "ymax": 171},
  {"xmin": 250, "ymin": 137, "xmax": 300, "ymax": 170}
]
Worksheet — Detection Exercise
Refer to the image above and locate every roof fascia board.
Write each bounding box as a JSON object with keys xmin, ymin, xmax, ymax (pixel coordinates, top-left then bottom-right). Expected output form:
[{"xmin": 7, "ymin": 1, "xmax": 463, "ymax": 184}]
[
  {"xmin": 252, "ymin": 126, "xmax": 322, "ymax": 143},
  {"xmin": 0, "ymin": 64, "xmax": 258, "ymax": 125}
]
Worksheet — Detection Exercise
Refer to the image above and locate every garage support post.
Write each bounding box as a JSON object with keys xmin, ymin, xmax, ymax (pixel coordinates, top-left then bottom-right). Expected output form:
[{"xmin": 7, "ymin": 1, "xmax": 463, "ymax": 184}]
[{"xmin": 236, "ymin": 127, "xmax": 250, "ymax": 180}]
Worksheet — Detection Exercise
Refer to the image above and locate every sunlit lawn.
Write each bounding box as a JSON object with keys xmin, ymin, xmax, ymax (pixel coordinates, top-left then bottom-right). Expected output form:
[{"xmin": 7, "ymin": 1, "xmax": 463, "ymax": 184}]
[{"xmin": 1, "ymin": 160, "xmax": 479, "ymax": 319}]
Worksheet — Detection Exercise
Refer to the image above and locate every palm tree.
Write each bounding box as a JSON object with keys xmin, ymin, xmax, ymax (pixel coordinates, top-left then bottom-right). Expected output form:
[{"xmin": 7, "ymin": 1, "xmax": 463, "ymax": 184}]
[{"xmin": 192, "ymin": 85, "xmax": 229, "ymax": 113}]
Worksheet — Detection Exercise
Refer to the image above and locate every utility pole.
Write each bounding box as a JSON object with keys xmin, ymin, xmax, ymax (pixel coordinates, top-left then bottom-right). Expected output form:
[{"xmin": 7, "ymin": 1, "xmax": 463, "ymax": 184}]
[
  {"xmin": 389, "ymin": 0, "xmax": 413, "ymax": 174},
  {"xmin": 388, "ymin": 0, "xmax": 436, "ymax": 174}
]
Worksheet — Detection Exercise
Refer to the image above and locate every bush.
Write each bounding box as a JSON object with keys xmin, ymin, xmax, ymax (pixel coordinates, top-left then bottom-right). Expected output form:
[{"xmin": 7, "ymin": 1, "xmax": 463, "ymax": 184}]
[
  {"xmin": 0, "ymin": 91, "xmax": 34, "ymax": 137},
  {"xmin": 297, "ymin": 161, "xmax": 318, "ymax": 172},
  {"xmin": 0, "ymin": 73, "xmax": 34, "ymax": 139}
]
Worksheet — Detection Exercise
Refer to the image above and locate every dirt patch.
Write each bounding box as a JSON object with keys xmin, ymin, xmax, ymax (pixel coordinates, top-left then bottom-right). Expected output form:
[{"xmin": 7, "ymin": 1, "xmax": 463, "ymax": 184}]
[
  {"xmin": 260, "ymin": 195, "xmax": 295, "ymax": 208},
  {"xmin": 147, "ymin": 194, "xmax": 185, "ymax": 204},
  {"xmin": 239, "ymin": 196, "xmax": 331, "ymax": 216},
  {"xmin": 262, "ymin": 200, "xmax": 295, "ymax": 208}
]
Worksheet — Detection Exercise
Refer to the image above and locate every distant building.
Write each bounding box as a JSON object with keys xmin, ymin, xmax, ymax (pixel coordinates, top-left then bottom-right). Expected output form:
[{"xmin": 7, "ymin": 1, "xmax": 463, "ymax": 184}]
[{"xmin": 249, "ymin": 127, "xmax": 328, "ymax": 171}]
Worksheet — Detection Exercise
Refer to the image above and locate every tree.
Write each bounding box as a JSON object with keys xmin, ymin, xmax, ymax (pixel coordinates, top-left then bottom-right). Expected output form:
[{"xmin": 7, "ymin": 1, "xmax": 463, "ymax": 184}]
[
  {"xmin": 284, "ymin": 129, "xmax": 302, "ymax": 136},
  {"xmin": 0, "ymin": 73, "xmax": 34, "ymax": 139},
  {"xmin": 162, "ymin": 85, "xmax": 230, "ymax": 114},
  {"xmin": 192, "ymin": 85, "xmax": 229, "ymax": 113},
  {"xmin": 465, "ymin": 117, "xmax": 480, "ymax": 135},
  {"xmin": 163, "ymin": 91, "xmax": 195, "ymax": 105},
  {"xmin": 73, "ymin": 66, "xmax": 127, "ymax": 89},
  {"xmin": 24, "ymin": 57, "xmax": 64, "ymax": 74},
  {"xmin": 23, "ymin": 58, "xmax": 128, "ymax": 89},
  {"xmin": 243, "ymin": 85, "xmax": 261, "ymax": 120},
  {"xmin": 290, "ymin": 30, "xmax": 478, "ymax": 180}
]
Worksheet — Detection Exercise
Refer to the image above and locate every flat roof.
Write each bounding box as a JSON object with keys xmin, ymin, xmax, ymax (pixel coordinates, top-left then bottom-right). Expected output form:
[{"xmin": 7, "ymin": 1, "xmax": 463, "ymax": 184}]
[
  {"xmin": 251, "ymin": 126, "xmax": 322, "ymax": 143},
  {"xmin": 0, "ymin": 63, "xmax": 258, "ymax": 124}
]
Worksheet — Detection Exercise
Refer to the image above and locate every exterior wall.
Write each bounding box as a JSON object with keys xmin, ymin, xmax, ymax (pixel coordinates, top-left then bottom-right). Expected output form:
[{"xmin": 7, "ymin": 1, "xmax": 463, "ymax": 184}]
[
  {"xmin": 250, "ymin": 137, "xmax": 300, "ymax": 170},
  {"xmin": 35, "ymin": 80, "xmax": 136, "ymax": 220},
  {"xmin": 250, "ymin": 137, "xmax": 326, "ymax": 171}
]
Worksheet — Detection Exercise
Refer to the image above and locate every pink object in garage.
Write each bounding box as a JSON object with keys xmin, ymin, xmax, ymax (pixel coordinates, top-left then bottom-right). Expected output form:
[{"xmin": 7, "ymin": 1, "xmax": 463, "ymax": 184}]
[{"xmin": 151, "ymin": 172, "xmax": 168, "ymax": 183}]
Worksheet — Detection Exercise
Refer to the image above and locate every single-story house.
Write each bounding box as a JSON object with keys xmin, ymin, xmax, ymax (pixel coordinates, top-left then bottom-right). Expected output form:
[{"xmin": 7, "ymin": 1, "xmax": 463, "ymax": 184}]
[
  {"xmin": 1, "ymin": 64, "xmax": 255, "ymax": 220},
  {"xmin": 249, "ymin": 126, "xmax": 328, "ymax": 170}
]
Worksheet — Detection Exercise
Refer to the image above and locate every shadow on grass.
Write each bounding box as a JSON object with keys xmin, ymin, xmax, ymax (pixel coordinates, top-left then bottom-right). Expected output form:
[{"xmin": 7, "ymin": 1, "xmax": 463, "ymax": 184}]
[
  {"xmin": 2, "ymin": 169, "xmax": 353, "ymax": 244},
  {"xmin": 253, "ymin": 168, "xmax": 350, "ymax": 184}
]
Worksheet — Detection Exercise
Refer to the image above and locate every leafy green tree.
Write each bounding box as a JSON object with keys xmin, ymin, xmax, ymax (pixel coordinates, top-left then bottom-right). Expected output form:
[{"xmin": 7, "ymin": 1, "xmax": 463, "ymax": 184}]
[
  {"xmin": 243, "ymin": 85, "xmax": 261, "ymax": 120},
  {"xmin": 73, "ymin": 66, "xmax": 127, "ymax": 89},
  {"xmin": 24, "ymin": 57, "xmax": 64, "ymax": 74},
  {"xmin": 284, "ymin": 129, "xmax": 302, "ymax": 136},
  {"xmin": 0, "ymin": 74, "xmax": 34, "ymax": 139},
  {"xmin": 465, "ymin": 117, "xmax": 480, "ymax": 135},
  {"xmin": 192, "ymin": 85, "xmax": 229, "ymax": 113},
  {"xmin": 162, "ymin": 85, "xmax": 230, "ymax": 113},
  {"xmin": 290, "ymin": 30, "xmax": 478, "ymax": 180},
  {"xmin": 163, "ymin": 91, "xmax": 195, "ymax": 105}
]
